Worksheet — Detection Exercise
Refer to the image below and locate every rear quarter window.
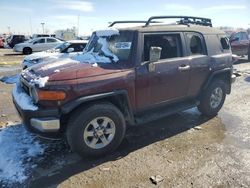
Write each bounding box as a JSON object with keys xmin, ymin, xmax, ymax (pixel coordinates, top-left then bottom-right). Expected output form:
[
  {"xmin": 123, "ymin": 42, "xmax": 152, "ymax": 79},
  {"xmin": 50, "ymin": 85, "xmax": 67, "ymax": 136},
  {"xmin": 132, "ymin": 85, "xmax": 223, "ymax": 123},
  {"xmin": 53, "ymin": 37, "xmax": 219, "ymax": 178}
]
[
  {"xmin": 220, "ymin": 36, "xmax": 230, "ymax": 51},
  {"xmin": 185, "ymin": 33, "xmax": 206, "ymax": 55},
  {"xmin": 204, "ymin": 35, "xmax": 225, "ymax": 55}
]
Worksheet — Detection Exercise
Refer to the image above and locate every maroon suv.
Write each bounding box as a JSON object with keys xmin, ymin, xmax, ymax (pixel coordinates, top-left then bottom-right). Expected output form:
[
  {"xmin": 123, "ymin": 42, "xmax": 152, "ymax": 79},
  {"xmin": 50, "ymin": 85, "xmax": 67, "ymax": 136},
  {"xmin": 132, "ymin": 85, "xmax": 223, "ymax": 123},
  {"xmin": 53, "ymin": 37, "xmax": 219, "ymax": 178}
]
[
  {"xmin": 13, "ymin": 16, "xmax": 235, "ymax": 157},
  {"xmin": 230, "ymin": 31, "xmax": 250, "ymax": 61}
]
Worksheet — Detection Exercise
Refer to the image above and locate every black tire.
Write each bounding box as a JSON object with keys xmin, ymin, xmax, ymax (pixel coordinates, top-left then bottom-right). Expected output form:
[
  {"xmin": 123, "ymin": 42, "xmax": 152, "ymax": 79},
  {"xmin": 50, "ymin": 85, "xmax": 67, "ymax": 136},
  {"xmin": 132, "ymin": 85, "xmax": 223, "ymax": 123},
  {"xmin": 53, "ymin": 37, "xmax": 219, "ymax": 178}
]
[
  {"xmin": 23, "ymin": 47, "xmax": 32, "ymax": 55},
  {"xmin": 66, "ymin": 103, "xmax": 126, "ymax": 157},
  {"xmin": 198, "ymin": 80, "xmax": 226, "ymax": 117}
]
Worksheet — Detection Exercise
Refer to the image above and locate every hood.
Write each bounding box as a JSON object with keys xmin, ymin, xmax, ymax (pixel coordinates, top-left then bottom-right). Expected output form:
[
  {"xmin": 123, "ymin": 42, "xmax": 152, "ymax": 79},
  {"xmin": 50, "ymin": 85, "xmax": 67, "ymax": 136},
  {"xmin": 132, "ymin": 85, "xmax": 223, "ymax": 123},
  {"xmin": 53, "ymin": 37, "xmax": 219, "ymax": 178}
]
[
  {"xmin": 24, "ymin": 51, "xmax": 60, "ymax": 61},
  {"xmin": 22, "ymin": 57, "xmax": 123, "ymax": 85}
]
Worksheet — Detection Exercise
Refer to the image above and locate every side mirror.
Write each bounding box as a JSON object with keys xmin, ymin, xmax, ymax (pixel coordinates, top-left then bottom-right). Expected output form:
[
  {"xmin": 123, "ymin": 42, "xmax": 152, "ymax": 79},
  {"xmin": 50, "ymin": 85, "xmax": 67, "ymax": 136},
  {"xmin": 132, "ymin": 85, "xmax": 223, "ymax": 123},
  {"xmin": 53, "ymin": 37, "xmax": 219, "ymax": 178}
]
[
  {"xmin": 67, "ymin": 47, "xmax": 74, "ymax": 53},
  {"xmin": 148, "ymin": 46, "xmax": 162, "ymax": 72},
  {"xmin": 33, "ymin": 41, "xmax": 37, "ymax": 45},
  {"xmin": 149, "ymin": 46, "xmax": 162, "ymax": 62}
]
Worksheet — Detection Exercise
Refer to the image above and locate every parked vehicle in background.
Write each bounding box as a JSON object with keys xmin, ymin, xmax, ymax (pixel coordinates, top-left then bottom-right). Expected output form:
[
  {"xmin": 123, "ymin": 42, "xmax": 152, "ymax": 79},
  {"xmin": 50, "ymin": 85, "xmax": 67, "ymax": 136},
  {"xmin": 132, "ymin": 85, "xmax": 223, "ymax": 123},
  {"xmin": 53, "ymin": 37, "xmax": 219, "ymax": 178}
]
[
  {"xmin": 32, "ymin": 34, "xmax": 56, "ymax": 39},
  {"xmin": 0, "ymin": 37, "xmax": 5, "ymax": 48},
  {"xmin": 13, "ymin": 16, "xmax": 235, "ymax": 157},
  {"xmin": 230, "ymin": 31, "xmax": 250, "ymax": 61},
  {"xmin": 13, "ymin": 37, "xmax": 63, "ymax": 55},
  {"xmin": 8, "ymin": 35, "xmax": 26, "ymax": 48},
  {"xmin": 22, "ymin": 40, "xmax": 88, "ymax": 69}
]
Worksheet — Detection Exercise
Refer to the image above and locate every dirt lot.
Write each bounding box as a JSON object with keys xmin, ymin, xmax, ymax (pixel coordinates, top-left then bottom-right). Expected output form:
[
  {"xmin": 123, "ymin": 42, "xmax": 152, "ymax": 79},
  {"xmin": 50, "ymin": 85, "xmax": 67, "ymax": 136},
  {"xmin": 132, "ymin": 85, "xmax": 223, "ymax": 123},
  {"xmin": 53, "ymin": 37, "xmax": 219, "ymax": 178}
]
[{"xmin": 0, "ymin": 49, "xmax": 250, "ymax": 188}]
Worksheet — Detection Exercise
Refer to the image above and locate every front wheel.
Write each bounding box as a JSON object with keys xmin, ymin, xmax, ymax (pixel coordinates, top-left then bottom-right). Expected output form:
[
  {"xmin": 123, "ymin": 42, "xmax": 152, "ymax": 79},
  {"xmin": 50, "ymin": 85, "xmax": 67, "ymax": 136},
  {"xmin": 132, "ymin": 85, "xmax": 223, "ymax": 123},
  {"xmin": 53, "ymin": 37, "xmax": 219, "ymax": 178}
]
[
  {"xmin": 23, "ymin": 47, "xmax": 32, "ymax": 55},
  {"xmin": 198, "ymin": 80, "xmax": 226, "ymax": 117},
  {"xmin": 66, "ymin": 103, "xmax": 126, "ymax": 157}
]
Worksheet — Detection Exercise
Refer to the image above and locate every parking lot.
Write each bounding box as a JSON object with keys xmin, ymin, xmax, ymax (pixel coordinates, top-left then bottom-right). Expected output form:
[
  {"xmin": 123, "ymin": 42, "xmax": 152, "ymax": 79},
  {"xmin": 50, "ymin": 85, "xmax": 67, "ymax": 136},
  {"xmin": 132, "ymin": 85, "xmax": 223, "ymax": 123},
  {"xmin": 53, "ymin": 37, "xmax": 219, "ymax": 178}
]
[{"xmin": 0, "ymin": 48, "xmax": 249, "ymax": 187}]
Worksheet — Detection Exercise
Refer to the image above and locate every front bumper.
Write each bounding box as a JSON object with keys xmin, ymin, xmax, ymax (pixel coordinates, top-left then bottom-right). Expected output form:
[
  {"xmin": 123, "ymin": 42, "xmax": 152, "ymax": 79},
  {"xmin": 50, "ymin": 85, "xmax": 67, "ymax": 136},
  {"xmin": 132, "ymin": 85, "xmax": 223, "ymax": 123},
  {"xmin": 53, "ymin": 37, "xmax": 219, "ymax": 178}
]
[
  {"xmin": 12, "ymin": 84, "xmax": 62, "ymax": 139},
  {"xmin": 13, "ymin": 46, "xmax": 22, "ymax": 52}
]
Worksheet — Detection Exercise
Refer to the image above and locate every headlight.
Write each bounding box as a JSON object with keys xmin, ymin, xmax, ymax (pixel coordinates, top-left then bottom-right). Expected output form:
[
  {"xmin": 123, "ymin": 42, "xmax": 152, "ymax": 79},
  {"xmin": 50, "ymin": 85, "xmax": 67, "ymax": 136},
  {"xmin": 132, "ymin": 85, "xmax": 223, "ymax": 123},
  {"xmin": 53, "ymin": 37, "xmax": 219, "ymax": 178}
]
[
  {"xmin": 30, "ymin": 86, "xmax": 66, "ymax": 103},
  {"xmin": 37, "ymin": 90, "xmax": 66, "ymax": 101},
  {"xmin": 30, "ymin": 86, "xmax": 39, "ymax": 103}
]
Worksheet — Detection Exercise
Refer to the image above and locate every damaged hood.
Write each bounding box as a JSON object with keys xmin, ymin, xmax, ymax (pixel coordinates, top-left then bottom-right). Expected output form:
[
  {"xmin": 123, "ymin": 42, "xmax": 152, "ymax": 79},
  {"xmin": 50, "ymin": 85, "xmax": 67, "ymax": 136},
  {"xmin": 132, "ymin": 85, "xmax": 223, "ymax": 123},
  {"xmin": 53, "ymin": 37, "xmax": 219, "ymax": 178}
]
[
  {"xmin": 24, "ymin": 51, "xmax": 59, "ymax": 61},
  {"xmin": 21, "ymin": 28, "xmax": 125, "ymax": 86},
  {"xmin": 21, "ymin": 57, "xmax": 124, "ymax": 84}
]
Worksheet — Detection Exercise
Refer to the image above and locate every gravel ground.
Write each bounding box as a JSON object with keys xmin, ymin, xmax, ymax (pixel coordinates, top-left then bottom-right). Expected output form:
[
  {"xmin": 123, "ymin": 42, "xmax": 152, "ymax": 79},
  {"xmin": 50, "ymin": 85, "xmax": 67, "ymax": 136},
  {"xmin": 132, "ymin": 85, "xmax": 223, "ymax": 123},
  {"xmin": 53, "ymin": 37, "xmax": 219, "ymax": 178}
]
[{"xmin": 0, "ymin": 49, "xmax": 249, "ymax": 188}]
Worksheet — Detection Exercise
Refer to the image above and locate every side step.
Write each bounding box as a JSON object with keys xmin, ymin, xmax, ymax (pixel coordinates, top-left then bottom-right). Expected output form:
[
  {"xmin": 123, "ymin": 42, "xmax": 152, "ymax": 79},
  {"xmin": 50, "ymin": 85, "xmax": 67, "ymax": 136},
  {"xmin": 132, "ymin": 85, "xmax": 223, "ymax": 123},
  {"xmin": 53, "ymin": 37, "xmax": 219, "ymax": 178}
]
[{"xmin": 135, "ymin": 100, "xmax": 199, "ymax": 125}]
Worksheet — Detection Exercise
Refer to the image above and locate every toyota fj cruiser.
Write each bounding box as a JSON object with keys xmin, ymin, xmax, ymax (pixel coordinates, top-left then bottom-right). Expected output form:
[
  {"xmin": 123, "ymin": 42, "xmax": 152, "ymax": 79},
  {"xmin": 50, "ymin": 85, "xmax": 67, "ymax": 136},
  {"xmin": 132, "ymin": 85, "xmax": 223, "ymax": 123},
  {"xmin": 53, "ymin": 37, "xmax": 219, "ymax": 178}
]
[{"xmin": 13, "ymin": 16, "xmax": 235, "ymax": 157}]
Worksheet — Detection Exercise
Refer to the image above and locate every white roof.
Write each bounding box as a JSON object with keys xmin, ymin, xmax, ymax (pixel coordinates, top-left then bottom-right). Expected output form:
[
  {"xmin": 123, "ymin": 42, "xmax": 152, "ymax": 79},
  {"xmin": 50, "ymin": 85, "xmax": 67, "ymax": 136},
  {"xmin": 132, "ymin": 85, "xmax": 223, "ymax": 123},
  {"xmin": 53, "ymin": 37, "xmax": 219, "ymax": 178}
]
[{"xmin": 67, "ymin": 40, "xmax": 88, "ymax": 44}]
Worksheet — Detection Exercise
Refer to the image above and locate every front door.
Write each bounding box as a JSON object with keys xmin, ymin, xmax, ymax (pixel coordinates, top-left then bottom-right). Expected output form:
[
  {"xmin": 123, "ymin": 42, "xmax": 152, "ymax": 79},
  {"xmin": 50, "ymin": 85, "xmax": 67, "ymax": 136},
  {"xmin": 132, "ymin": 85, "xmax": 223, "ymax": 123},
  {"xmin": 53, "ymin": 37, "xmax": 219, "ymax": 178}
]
[
  {"xmin": 32, "ymin": 38, "xmax": 46, "ymax": 51},
  {"xmin": 135, "ymin": 33, "xmax": 190, "ymax": 110},
  {"xmin": 231, "ymin": 32, "xmax": 249, "ymax": 56}
]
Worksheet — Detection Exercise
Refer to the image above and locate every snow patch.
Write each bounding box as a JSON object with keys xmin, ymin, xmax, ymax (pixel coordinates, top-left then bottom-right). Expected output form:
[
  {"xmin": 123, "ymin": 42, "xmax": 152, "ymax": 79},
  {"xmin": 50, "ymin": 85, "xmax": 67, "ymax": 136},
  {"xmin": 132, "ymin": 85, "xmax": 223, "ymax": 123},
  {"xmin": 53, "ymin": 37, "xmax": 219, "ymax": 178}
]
[
  {"xmin": 40, "ymin": 58, "xmax": 79, "ymax": 70},
  {"xmin": 0, "ymin": 124, "xmax": 45, "ymax": 184},
  {"xmin": 31, "ymin": 76, "xmax": 49, "ymax": 88},
  {"xmin": 0, "ymin": 74, "xmax": 19, "ymax": 84},
  {"xmin": 91, "ymin": 63, "xmax": 98, "ymax": 67},
  {"xmin": 95, "ymin": 28, "xmax": 119, "ymax": 37},
  {"xmin": 24, "ymin": 51, "xmax": 52, "ymax": 61},
  {"xmin": 98, "ymin": 37, "xmax": 119, "ymax": 62},
  {"xmin": 54, "ymin": 69, "xmax": 60, "ymax": 73},
  {"xmin": 12, "ymin": 83, "xmax": 38, "ymax": 111},
  {"xmin": 72, "ymin": 37, "xmax": 119, "ymax": 64},
  {"xmin": 73, "ymin": 49, "xmax": 111, "ymax": 64}
]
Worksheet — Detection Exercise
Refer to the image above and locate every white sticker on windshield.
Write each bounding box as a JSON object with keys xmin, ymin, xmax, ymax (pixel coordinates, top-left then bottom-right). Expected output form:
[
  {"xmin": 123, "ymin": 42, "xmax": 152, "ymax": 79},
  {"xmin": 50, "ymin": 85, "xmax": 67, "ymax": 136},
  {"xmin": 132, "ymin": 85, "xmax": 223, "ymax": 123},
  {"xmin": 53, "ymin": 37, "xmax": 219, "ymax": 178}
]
[{"xmin": 114, "ymin": 42, "xmax": 132, "ymax": 49}]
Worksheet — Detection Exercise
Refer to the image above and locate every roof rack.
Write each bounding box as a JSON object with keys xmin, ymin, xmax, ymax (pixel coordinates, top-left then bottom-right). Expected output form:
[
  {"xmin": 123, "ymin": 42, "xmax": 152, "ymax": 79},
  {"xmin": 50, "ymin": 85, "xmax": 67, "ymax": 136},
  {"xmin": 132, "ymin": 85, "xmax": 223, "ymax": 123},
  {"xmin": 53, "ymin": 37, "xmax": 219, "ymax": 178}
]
[
  {"xmin": 145, "ymin": 16, "xmax": 212, "ymax": 27},
  {"xmin": 109, "ymin": 20, "xmax": 160, "ymax": 27}
]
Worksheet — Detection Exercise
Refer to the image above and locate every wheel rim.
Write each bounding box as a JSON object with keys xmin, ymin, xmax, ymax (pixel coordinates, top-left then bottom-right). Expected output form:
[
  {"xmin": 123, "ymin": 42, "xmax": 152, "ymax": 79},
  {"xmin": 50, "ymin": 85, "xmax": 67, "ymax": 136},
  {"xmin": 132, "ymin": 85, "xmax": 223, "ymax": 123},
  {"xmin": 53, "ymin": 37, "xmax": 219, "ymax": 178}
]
[
  {"xmin": 210, "ymin": 87, "xmax": 223, "ymax": 109},
  {"xmin": 83, "ymin": 116, "xmax": 116, "ymax": 149}
]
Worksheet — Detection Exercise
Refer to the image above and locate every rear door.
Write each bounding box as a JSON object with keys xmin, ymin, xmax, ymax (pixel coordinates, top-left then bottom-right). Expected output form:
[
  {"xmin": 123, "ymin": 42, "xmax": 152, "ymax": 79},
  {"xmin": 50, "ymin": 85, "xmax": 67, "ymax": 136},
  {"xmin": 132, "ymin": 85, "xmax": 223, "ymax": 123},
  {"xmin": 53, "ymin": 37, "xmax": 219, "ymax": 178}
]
[
  {"xmin": 184, "ymin": 32, "xmax": 210, "ymax": 97},
  {"xmin": 135, "ymin": 32, "xmax": 191, "ymax": 109},
  {"xmin": 46, "ymin": 38, "xmax": 60, "ymax": 49},
  {"xmin": 240, "ymin": 32, "xmax": 250, "ymax": 55},
  {"xmin": 230, "ymin": 32, "xmax": 249, "ymax": 56}
]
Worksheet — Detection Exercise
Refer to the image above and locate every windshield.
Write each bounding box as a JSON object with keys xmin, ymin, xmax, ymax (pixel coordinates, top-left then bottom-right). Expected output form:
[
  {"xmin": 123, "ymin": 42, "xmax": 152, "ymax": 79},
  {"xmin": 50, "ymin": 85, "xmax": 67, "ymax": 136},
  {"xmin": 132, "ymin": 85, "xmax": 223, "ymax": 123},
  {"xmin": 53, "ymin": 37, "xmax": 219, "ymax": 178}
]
[
  {"xmin": 28, "ymin": 39, "xmax": 36, "ymax": 43},
  {"xmin": 85, "ymin": 31, "xmax": 134, "ymax": 62},
  {"xmin": 53, "ymin": 42, "xmax": 71, "ymax": 52}
]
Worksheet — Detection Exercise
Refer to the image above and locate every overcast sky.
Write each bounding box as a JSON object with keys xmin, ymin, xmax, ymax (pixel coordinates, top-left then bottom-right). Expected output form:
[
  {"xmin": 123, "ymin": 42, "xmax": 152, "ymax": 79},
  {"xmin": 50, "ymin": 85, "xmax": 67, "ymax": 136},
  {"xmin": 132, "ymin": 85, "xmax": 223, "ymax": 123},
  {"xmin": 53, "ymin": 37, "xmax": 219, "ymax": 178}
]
[{"xmin": 0, "ymin": 0, "xmax": 249, "ymax": 36}]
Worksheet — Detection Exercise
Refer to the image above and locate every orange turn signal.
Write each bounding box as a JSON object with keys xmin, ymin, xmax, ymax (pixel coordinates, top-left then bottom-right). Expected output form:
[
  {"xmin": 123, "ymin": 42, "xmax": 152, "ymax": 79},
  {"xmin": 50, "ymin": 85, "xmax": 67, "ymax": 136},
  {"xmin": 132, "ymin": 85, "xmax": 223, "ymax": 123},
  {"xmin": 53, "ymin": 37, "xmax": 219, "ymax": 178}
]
[{"xmin": 37, "ymin": 90, "xmax": 66, "ymax": 101}]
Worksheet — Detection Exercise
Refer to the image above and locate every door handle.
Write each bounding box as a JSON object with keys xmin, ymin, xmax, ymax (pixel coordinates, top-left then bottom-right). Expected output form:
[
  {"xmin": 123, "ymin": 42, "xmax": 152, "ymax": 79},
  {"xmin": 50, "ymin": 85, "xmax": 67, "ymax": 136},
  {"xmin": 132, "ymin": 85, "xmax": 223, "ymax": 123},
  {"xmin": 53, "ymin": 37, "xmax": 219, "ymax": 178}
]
[{"xmin": 178, "ymin": 65, "xmax": 190, "ymax": 71}]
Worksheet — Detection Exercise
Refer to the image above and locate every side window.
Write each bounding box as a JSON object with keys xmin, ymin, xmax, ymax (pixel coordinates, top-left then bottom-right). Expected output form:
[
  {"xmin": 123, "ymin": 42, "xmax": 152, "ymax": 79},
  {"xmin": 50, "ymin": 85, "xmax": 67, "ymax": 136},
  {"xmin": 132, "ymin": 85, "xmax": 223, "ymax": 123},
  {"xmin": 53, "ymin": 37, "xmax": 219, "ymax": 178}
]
[
  {"xmin": 186, "ymin": 33, "xmax": 206, "ymax": 55},
  {"xmin": 234, "ymin": 32, "xmax": 241, "ymax": 40},
  {"xmin": 220, "ymin": 36, "xmax": 230, "ymax": 50},
  {"xmin": 241, "ymin": 32, "xmax": 248, "ymax": 40},
  {"xmin": 70, "ymin": 43, "xmax": 85, "ymax": 52},
  {"xmin": 47, "ymin": 38, "xmax": 57, "ymax": 43},
  {"xmin": 143, "ymin": 34, "xmax": 182, "ymax": 61},
  {"xmin": 36, "ymin": 38, "xmax": 45, "ymax": 43}
]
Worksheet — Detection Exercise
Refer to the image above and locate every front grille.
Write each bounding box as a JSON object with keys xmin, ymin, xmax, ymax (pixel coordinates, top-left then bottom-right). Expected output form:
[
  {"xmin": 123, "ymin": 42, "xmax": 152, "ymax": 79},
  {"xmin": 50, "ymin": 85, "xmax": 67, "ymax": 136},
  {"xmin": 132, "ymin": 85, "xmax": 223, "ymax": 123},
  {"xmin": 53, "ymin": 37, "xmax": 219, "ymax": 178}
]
[
  {"xmin": 20, "ymin": 76, "xmax": 30, "ymax": 96},
  {"xmin": 22, "ymin": 84, "xmax": 29, "ymax": 95}
]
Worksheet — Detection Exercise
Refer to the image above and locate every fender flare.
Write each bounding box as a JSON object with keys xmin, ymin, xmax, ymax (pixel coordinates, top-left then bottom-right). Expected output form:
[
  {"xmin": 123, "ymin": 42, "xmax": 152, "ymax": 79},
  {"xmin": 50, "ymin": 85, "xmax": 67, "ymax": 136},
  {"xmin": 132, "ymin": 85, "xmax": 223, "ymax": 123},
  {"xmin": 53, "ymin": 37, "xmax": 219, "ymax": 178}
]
[
  {"xmin": 203, "ymin": 67, "xmax": 232, "ymax": 93},
  {"xmin": 60, "ymin": 90, "xmax": 135, "ymax": 124}
]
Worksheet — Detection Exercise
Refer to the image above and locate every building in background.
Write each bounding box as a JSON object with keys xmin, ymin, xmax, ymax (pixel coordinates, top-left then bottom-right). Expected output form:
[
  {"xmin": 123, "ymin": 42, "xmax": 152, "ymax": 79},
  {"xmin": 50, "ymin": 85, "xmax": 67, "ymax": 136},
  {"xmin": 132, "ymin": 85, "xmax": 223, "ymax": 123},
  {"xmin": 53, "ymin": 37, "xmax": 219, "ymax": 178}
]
[{"xmin": 55, "ymin": 27, "xmax": 77, "ymax": 40}]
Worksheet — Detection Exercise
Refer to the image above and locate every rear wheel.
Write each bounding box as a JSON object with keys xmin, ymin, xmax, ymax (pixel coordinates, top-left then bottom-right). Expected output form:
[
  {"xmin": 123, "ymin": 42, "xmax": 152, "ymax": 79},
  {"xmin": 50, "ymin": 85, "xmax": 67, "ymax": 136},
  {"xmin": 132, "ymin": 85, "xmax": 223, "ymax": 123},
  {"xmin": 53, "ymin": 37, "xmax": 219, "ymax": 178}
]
[
  {"xmin": 23, "ymin": 47, "xmax": 32, "ymax": 55},
  {"xmin": 66, "ymin": 103, "xmax": 126, "ymax": 157},
  {"xmin": 198, "ymin": 80, "xmax": 226, "ymax": 116}
]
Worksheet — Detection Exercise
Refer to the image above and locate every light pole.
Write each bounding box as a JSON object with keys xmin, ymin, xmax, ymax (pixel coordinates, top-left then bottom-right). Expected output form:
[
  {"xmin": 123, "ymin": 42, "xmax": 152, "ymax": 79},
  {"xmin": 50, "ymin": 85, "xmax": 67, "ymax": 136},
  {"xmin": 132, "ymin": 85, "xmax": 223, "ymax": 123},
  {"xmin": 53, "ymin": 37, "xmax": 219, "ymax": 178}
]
[
  {"xmin": 41, "ymin": 22, "xmax": 45, "ymax": 34},
  {"xmin": 7, "ymin": 26, "xmax": 10, "ymax": 34}
]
